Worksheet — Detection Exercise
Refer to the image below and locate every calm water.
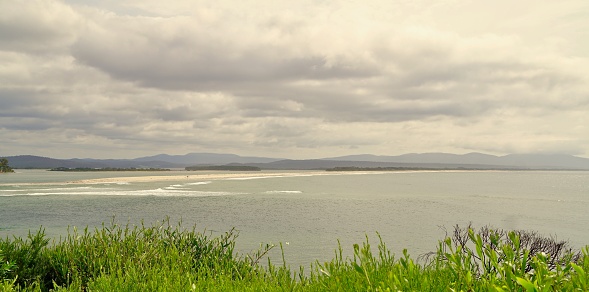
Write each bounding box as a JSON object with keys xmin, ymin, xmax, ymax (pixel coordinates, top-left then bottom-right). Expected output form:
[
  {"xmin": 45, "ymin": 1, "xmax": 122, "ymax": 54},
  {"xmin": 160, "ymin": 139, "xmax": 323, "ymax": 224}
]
[{"xmin": 1, "ymin": 169, "xmax": 588, "ymax": 268}]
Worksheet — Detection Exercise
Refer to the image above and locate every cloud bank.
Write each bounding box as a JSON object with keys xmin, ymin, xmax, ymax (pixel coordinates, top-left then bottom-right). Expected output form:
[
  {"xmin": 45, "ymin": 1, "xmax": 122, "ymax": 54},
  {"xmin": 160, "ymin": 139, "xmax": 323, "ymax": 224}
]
[{"xmin": 1, "ymin": 0, "xmax": 588, "ymax": 158}]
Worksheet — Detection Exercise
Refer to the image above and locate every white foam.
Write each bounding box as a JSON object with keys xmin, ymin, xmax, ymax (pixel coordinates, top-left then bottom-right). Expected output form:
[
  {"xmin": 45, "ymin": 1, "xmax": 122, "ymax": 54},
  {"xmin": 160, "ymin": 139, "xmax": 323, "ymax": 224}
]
[
  {"xmin": 0, "ymin": 186, "xmax": 109, "ymax": 194},
  {"xmin": 110, "ymin": 188, "xmax": 244, "ymax": 197},
  {"xmin": 224, "ymin": 173, "xmax": 332, "ymax": 181},
  {"xmin": 164, "ymin": 182, "xmax": 211, "ymax": 190},
  {"xmin": 264, "ymin": 190, "xmax": 303, "ymax": 194},
  {"xmin": 225, "ymin": 176, "xmax": 273, "ymax": 180},
  {"xmin": 187, "ymin": 181, "xmax": 211, "ymax": 185},
  {"xmin": 164, "ymin": 183, "xmax": 189, "ymax": 190},
  {"xmin": 27, "ymin": 186, "xmax": 97, "ymax": 191},
  {"xmin": 1, "ymin": 192, "xmax": 54, "ymax": 196},
  {"xmin": 224, "ymin": 174, "xmax": 306, "ymax": 180},
  {"xmin": 164, "ymin": 186, "xmax": 188, "ymax": 190},
  {"xmin": 0, "ymin": 188, "xmax": 244, "ymax": 198}
]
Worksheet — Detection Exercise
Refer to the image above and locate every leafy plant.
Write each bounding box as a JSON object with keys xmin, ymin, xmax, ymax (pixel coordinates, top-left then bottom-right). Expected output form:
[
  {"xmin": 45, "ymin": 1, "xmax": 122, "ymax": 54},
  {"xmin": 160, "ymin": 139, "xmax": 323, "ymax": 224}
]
[
  {"xmin": 0, "ymin": 221, "xmax": 587, "ymax": 291},
  {"xmin": 423, "ymin": 224, "xmax": 585, "ymax": 291}
]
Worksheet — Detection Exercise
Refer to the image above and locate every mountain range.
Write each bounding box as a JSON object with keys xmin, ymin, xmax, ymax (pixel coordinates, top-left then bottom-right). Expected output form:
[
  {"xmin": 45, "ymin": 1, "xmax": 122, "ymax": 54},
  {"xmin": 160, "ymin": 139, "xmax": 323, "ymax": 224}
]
[{"xmin": 2, "ymin": 152, "xmax": 589, "ymax": 170}]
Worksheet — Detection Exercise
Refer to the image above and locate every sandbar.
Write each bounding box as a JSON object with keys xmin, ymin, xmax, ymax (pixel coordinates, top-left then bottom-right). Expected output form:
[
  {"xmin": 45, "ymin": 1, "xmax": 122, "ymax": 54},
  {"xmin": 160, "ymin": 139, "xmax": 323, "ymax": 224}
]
[
  {"xmin": 0, "ymin": 169, "xmax": 495, "ymax": 186},
  {"xmin": 70, "ymin": 172, "xmax": 331, "ymax": 184},
  {"xmin": 1, "ymin": 171, "xmax": 335, "ymax": 186}
]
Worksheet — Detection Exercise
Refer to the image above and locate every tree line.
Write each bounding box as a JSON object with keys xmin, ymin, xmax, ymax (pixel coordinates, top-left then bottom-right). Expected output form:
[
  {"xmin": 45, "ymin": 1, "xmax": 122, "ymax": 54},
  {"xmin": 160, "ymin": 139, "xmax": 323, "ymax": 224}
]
[{"xmin": 0, "ymin": 158, "xmax": 14, "ymax": 173}]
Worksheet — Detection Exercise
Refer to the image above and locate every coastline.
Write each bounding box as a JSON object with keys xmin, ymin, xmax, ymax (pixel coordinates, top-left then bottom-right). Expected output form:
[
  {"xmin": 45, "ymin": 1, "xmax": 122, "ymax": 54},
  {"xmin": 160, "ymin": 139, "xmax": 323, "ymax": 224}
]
[
  {"xmin": 0, "ymin": 169, "xmax": 503, "ymax": 186},
  {"xmin": 0, "ymin": 171, "xmax": 332, "ymax": 186},
  {"xmin": 69, "ymin": 171, "xmax": 331, "ymax": 185}
]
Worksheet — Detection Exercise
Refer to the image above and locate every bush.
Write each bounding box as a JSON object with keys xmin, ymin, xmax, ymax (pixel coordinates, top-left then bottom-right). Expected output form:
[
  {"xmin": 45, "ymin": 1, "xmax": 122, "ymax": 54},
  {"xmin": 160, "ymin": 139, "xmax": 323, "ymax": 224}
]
[
  {"xmin": 0, "ymin": 228, "xmax": 51, "ymax": 289},
  {"xmin": 0, "ymin": 222, "xmax": 587, "ymax": 291},
  {"xmin": 1, "ymin": 248, "xmax": 17, "ymax": 291},
  {"xmin": 427, "ymin": 224, "xmax": 581, "ymax": 273},
  {"xmin": 0, "ymin": 219, "xmax": 269, "ymax": 291},
  {"xmin": 423, "ymin": 224, "xmax": 587, "ymax": 291}
]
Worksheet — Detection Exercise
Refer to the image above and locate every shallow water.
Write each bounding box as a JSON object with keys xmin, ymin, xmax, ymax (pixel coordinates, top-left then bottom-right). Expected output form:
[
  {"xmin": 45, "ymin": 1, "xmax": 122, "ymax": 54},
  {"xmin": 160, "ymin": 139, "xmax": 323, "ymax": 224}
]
[{"xmin": 1, "ymin": 169, "xmax": 588, "ymax": 268}]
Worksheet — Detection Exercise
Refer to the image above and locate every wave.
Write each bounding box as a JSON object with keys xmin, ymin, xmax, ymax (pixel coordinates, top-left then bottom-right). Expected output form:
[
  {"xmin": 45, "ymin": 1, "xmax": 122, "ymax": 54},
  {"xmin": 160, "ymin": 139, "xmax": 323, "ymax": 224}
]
[
  {"xmin": 116, "ymin": 188, "xmax": 242, "ymax": 197},
  {"xmin": 164, "ymin": 186, "xmax": 189, "ymax": 190},
  {"xmin": 0, "ymin": 188, "xmax": 244, "ymax": 197},
  {"xmin": 187, "ymin": 181, "xmax": 212, "ymax": 185},
  {"xmin": 0, "ymin": 186, "xmax": 109, "ymax": 193},
  {"xmin": 164, "ymin": 181, "xmax": 212, "ymax": 190},
  {"xmin": 264, "ymin": 190, "xmax": 303, "ymax": 194},
  {"xmin": 164, "ymin": 184, "xmax": 189, "ymax": 190},
  {"xmin": 1, "ymin": 192, "xmax": 54, "ymax": 196},
  {"xmin": 224, "ymin": 174, "xmax": 315, "ymax": 181},
  {"xmin": 25, "ymin": 186, "xmax": 96, "ymax": 191},
  {"xmin": 225, "ymin": 176, "xmax": 274, "ymax": 181}
]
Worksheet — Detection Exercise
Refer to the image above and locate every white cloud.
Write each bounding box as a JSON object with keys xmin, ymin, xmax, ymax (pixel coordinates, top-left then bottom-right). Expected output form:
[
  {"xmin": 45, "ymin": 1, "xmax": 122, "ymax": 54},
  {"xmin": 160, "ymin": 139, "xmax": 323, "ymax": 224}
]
[{"xmin": 1, "ymin": 0, "xmax": 588, "ymax": 158}]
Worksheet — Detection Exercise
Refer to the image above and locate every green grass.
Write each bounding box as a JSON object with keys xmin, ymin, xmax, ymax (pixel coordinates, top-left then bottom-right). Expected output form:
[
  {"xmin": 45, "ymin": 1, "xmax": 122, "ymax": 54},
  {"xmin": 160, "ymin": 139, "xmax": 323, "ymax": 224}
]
[{"xmin": 1, "ymin": 220, "xmax": 588, "ymax": 291}]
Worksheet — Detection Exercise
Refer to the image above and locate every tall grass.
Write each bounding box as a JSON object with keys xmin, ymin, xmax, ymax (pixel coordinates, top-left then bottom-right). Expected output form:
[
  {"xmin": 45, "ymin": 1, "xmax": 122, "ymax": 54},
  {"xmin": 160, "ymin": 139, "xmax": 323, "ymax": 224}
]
[{"xmin": 1, "ymin": 221, "xmax": 587, "ymax": 291}]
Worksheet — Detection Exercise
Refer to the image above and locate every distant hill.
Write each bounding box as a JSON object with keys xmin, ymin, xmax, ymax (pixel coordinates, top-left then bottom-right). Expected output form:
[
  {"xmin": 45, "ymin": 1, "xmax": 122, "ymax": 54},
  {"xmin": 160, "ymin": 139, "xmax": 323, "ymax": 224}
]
[
  {"xmin": 3, "ymin": 155, "xmax": 182, "ymax": 169},
  {"xmin": 3, "ymin": 155, "xmax": 95, "ymax": 169},
  {"xmin": 134, "ymin": 153, "xmax": 281, "ymax": 165},
  {"xmin": 237, "ymin": 159, "xmax": 524, "ymax": 170},
  {"xmin": 2, "ymin": 152, "xmax": 589, "ymax": 170},
  {"xmin": 69, "ymin": 158, "xmax": 183, "ymax": 169},
  {"xmin": 323, "ymin": 153, "xmax": 589, "ymax": 170},
  {"xmin": 1, "ymin": 153, "xmax": 282, "ymax": 169}
]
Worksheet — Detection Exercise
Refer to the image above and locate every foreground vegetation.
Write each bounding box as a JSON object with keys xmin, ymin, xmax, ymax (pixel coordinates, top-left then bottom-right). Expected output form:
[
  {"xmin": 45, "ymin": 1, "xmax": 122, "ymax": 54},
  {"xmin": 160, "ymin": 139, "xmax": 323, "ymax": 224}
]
[{"xmin": 1, "ymin": 221, "xmax": 588, "ymax": 291}]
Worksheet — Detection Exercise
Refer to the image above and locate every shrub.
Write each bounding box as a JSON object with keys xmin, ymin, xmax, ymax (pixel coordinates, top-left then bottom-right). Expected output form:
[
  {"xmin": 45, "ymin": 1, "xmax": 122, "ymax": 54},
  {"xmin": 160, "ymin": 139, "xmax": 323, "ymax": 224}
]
[
  {"xmin": 0, "ymin": 222, "xmax": 587, "ymax": 291},
  {"xmin": 425, "ymin": 224, "xmax": 581, "ymax": 274},
  {"xmin": 423, "ymin": 224, "xmax": 586, "ymax": 291}
]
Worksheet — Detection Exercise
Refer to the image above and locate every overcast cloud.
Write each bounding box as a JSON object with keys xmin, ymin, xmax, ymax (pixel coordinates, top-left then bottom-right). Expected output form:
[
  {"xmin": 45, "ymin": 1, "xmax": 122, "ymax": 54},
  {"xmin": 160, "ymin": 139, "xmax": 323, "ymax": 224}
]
[{"xmin": 1, "ymin": 0, "xmax": 588, "ymax": 159}]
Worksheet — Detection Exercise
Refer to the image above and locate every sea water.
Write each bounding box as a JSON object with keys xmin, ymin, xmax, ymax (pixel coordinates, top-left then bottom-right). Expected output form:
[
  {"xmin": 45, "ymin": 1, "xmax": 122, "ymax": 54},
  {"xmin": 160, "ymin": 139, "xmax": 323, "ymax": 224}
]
[{"xmin": 1, "ymin": 169, "xmax": 588, "ymax": 269}]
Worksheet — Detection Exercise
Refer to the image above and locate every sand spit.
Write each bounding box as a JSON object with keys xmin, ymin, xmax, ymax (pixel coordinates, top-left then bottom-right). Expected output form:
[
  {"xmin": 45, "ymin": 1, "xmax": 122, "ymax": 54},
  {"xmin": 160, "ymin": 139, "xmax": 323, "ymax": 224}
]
[
  {"xmin": 0, "ymin": 169, "xmax": 499, "ymax": 186},
  {"xmin": 78, "ymin": 170, "xmax": 500, "ymax": 185},
  {"xmin": 71, "ymin": 172, "xmax": 331, "ymax": 184},
  {"xmin": 0, "ymin": 171, "xmax": 333, "ymax": 186}
]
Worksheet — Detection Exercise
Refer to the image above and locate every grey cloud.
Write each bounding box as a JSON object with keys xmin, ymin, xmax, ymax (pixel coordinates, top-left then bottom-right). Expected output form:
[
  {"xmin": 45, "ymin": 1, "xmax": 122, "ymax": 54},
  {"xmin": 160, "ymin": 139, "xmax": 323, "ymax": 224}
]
[
  {"xmin": 69, "ymin": 12, "xmax": 379, "ymax": 92},
  {"xmin": 2, "ymin": 0, "xmax": 589, "ymax": 158},
  {"xmin": 0, "ymin": 0, "xmax": 80, "ymax": 53},
  {"xmin": 62, "ymin": 5, "xmax": 584, "ymax": 126},
  {"xmin": 0, "ymin": 117, "xmax": 57, "ymax": 131},
  {"xmin": 259, "ymin": 120, "xmax": 310, "ymax": 138},
  {"xmin": 66, "ymin": 10, "xmax": 586, "ymax": 127},
  {"xmin": 72, "ymin": 43, "xmax": 378, "ymax": 91},
  {"xmin": 0, "ymin": 90, "xmax": 71, "ymax": 120}
]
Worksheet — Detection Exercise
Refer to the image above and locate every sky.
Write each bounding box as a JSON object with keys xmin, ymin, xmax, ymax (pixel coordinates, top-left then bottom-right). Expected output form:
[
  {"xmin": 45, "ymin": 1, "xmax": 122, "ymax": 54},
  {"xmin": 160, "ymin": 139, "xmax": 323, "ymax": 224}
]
[{"xmin": 1, "ymin": 0, "xmax": 588, "ymax": 159}]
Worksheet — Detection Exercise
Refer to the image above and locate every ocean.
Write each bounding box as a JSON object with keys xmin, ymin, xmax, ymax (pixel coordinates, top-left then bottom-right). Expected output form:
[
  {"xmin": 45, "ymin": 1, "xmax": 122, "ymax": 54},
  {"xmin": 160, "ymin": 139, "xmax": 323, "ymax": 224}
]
[{"xmin": 1, "ymin": 169, "xmax": 588, "ymax": 269}]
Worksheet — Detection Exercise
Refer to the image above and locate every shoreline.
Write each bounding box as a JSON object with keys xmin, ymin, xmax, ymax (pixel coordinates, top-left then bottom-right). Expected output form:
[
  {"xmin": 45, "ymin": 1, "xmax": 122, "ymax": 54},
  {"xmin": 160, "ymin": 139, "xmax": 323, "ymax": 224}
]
[
  {"xmin": 68, "ymin": 171, "xmax": 332, "ymax": 185},
  {"xmin": 0, "ymin": 169, "xmax": 505, "ymax": 186},
  {"xmin": 0, "ymin": 171, "xmax": 333, "ymax": 186}
]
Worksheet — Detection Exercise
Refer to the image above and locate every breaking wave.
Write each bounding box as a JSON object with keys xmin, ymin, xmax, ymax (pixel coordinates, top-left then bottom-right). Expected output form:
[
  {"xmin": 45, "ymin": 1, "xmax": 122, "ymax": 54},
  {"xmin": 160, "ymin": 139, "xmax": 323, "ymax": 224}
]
[
  {"xmin": 264, "ymin": 190, "xmax": 303, "ymax": 194},
  {"xmin": 0, "ymin": 187, "xmax": 244, "ymax": 197}
]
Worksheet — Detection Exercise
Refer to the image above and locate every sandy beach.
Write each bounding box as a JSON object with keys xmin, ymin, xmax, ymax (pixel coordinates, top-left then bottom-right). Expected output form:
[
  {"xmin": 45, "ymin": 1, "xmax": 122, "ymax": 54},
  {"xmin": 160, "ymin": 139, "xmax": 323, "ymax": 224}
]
[
  {"xmin": 69, "ymin": 171, "xmax": 333, "ymax": 185},
  {"xmin": 0, "ymin": 169, "xmax": 496, "ymax": 186},
  {"xmin": 0, "ymin": 171, "xmax": 335, "ymax": 186}
]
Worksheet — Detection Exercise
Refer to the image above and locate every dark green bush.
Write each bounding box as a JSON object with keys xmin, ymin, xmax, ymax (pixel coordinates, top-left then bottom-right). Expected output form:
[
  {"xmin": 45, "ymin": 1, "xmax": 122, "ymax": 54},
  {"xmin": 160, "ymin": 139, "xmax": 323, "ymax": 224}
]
[{"xmin": 0, "ymin": 228, "xmax": 52, "ymax": 289}]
